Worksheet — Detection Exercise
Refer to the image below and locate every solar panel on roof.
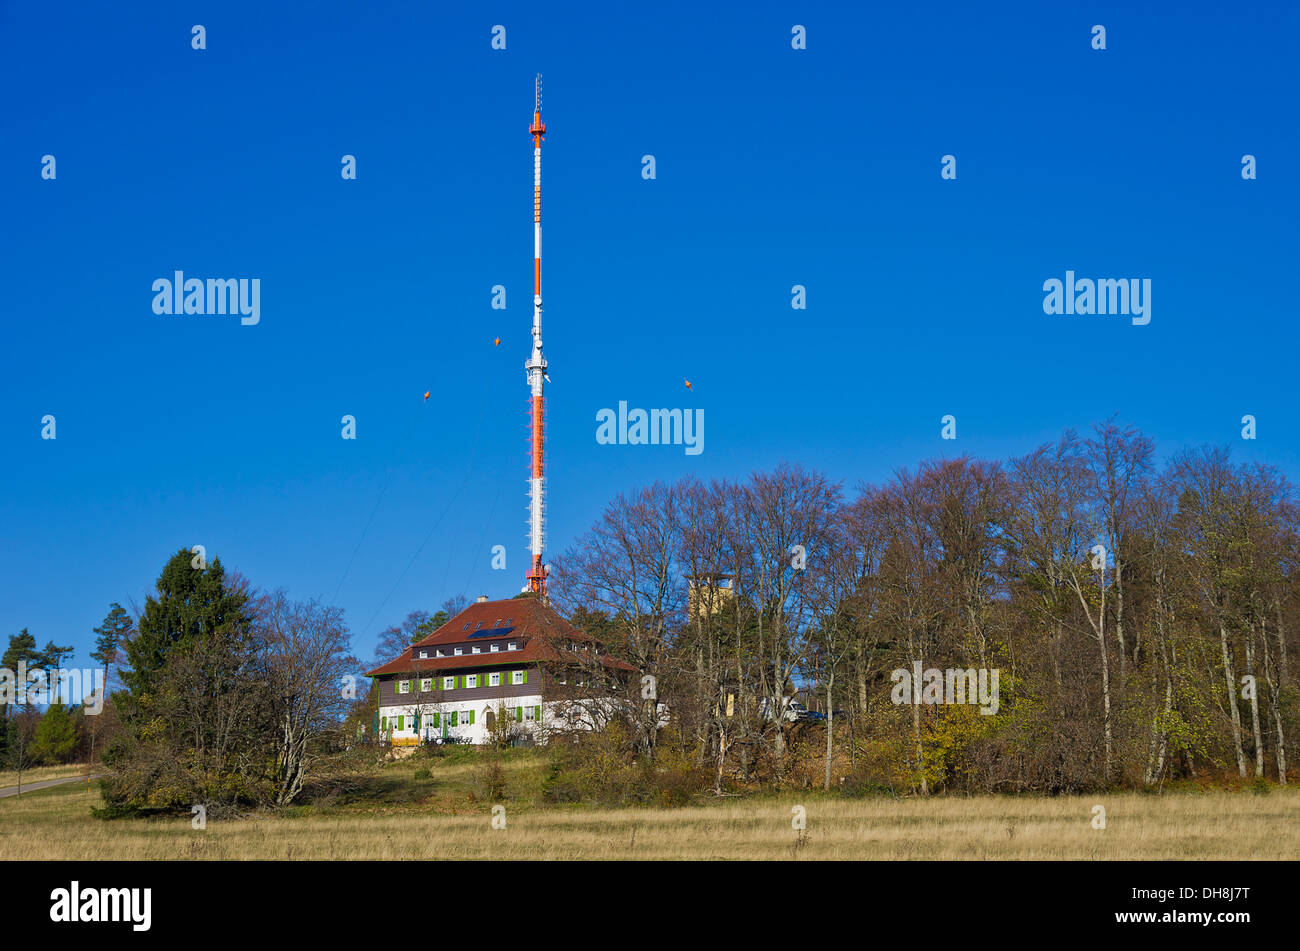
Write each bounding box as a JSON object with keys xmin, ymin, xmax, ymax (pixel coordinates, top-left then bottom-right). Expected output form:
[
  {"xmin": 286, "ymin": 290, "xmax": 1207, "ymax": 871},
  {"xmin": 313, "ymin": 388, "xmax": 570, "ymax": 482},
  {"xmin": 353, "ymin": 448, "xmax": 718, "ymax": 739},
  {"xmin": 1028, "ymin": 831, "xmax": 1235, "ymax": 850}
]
[{"xmin": 468, "ymin": 626, "xmax": 516, "ymax": 639}]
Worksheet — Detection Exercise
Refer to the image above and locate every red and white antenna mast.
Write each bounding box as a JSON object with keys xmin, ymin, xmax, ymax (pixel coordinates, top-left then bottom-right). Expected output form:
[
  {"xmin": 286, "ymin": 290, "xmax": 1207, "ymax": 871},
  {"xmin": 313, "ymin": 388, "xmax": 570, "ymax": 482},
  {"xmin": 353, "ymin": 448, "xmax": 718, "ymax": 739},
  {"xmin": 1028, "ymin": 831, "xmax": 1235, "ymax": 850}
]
[{"xmin": 525, "ymin": 73, "xmax": 548, "ymax": 595}]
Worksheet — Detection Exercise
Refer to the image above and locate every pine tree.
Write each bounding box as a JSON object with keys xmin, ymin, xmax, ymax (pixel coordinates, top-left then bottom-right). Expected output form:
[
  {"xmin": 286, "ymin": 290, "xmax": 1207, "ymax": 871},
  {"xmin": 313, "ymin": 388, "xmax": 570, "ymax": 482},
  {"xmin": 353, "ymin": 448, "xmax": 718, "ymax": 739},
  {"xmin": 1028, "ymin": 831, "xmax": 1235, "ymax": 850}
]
[
  {"xmin": 1, "ymin": 629, "xmax": 41, "ymax": 675},
  {"xmin": 31, "ymin": 703, "xmax": 78, "ymax": 764},
  {"xmin": 91, "ymin": 603, "xmax": 133, "ymax": 688},
  {"xmin": 2, "ymin": 630, "xmax": 45, "ymax": 725},
  {"xmin": 39, "ymin": 640, "xmax": 75, "ymax": 670},
  {"xmin": 119, "ymin": 549, "xmax": 251, "ymax": 703}
]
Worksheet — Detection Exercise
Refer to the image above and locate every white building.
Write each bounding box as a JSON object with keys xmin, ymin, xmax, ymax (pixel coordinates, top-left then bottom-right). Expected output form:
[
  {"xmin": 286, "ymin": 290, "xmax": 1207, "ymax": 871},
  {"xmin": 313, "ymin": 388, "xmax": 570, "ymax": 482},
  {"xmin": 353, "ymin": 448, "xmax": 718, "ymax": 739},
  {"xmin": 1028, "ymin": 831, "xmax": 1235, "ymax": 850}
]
[{"xmin": 365, "ymin": 596, "xmax": 635, "ymax": 745}]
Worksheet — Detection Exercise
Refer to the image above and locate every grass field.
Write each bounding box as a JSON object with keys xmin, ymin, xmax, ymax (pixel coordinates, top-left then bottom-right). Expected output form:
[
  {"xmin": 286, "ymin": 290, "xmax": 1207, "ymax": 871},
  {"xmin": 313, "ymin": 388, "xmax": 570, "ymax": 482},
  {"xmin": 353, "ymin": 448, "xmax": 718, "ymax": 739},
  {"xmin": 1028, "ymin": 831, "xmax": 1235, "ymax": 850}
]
[
  {"xmin": 0, "ymin": 764, "xmax": 92, "ymax": 789},
  {"xmin": 1, "ymin": 751, "xmax": 1296, "ymax": 860}
]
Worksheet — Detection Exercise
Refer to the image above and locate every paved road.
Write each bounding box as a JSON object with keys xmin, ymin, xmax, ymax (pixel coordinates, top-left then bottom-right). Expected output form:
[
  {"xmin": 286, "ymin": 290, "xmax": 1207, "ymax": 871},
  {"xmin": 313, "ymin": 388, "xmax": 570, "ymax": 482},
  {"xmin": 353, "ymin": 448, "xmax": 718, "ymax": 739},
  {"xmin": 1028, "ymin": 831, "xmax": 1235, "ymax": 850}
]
[{"xmin": 0, "ymin": 774, "xmax": 100, "ymax": 798}]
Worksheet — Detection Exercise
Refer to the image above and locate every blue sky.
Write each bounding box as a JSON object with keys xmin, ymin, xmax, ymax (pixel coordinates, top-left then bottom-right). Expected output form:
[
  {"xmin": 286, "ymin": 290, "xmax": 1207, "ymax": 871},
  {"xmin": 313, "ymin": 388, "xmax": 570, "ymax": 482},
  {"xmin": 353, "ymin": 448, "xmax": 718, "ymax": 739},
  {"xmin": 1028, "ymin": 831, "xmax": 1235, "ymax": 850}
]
[{"xmin": 2, "ymin": 0, "xmax": 1296, "ymax": 669}]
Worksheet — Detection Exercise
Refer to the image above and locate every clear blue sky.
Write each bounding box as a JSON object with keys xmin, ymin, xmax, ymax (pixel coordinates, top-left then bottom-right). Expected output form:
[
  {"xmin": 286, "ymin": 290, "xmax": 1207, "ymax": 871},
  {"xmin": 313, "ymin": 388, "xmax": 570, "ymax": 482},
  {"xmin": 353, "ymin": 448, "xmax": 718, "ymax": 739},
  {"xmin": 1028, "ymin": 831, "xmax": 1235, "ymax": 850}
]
[{"xmin": 2, "ymin": 0, "xmax": 1296, "ymax": 668}]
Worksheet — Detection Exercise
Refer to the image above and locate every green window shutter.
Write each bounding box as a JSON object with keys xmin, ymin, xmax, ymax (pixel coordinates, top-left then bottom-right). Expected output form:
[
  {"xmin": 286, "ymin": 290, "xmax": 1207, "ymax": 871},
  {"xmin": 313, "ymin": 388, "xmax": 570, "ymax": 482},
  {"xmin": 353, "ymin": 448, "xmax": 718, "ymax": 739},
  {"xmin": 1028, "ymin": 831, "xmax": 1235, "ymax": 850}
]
[
  {"xmin": 432, "ymin": 713, "xmax": 439, "ymax": 727},
  {"xmin": 451, "ymin": 711, "xmax": 458, "ymax": 727},
  {"xmin": 471, "ymin": 709, "xmax": 476, "ymax": 725},
  {"xmin": 398, "ymin": 716, "xmax": 404, "ymax": 731},
  {"xmin": 535, "ymin": 705, "xmax": 541, "ymax": 722},
  {"xmin": 515, "ymin": 706, "xmax": 523, "ymax": 723},
  {"xmin": 522, "ymin": 670, "xmax": 528, "ymax": 685}
]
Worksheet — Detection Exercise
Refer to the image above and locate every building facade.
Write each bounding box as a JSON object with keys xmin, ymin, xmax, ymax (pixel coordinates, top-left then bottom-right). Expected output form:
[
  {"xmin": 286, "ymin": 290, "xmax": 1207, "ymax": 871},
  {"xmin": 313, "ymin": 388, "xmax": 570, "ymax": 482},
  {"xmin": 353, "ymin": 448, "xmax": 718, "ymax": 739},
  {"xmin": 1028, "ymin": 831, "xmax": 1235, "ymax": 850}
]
[{"xmin": 365, "ymin": 596, "xmax": 633, "ymax": 745}]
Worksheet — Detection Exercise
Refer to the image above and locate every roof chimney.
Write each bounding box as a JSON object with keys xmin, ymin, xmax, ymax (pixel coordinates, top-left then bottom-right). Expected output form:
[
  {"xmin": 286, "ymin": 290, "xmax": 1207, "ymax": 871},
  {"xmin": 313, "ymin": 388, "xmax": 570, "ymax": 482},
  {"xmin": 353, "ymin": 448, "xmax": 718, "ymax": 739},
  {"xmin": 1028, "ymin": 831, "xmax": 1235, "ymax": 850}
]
[{"xmin": 476, "ymin": 595, "xmax": 490, "ymax": 603}]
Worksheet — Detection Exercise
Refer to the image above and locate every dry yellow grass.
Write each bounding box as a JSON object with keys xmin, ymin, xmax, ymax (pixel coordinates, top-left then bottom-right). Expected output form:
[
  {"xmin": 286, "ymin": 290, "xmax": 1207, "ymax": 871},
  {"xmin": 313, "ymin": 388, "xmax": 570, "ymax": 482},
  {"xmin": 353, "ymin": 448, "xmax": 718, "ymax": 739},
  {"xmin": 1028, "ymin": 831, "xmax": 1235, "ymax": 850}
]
[
  {"xmin": 1, "ymin": 780, "xmax": 1296, "ymax": 860},
  {"xmin": 0, "ymin": 764, "xmax": 92, "ymax": 789}
]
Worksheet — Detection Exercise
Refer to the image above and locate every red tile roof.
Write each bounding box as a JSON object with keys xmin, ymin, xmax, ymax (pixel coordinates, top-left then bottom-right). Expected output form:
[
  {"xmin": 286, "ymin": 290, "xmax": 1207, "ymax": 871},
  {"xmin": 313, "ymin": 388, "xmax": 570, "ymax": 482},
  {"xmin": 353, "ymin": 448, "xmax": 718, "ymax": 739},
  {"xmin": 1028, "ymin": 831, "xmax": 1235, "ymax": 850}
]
[{"xmin": 365, "ymin": 597, "xmax": 635, "ymax": 677}]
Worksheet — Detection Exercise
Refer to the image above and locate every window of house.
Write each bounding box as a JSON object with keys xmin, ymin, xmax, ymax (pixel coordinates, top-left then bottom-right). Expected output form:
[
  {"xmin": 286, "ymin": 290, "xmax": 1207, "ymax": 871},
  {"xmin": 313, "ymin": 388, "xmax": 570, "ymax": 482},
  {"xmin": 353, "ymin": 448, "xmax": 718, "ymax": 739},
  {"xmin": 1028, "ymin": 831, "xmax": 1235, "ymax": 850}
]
[
  {"xmin": 436, "ymin": 649, "xmax": 445, "ymax": 657},
  {"xmin": 472, "ymin": 646, "xmax": 481, "ymax": 654},
  {"xmin": 444, "ymin": 676, "xmax": 455, "ymax": 690},
  {"xmin": 511, "ymin": 671, "xmax": 525, "ymax": 685},
  {"xmin": 398, "ymin": 680, "xmax": 410, "ymax": 694},
  {"xmin": 489, "ymin": 672, "xmax": 501, "ymax": 687},
  {"xmin": 466, "ymin": 674, "xmax": 478, "ymax": 688},
  {"xmin": 474, "ymin": 621, "xmax": 483, "ymax": 631},
  {"xmin": 495, "ymin": 619, "xmax": 502, "ymax": 627},
  {"xmin": 507, "ymin": 641, "xmax": 518, "ymax": 651},
  {"xmin": 490, "ymin": 643, "xmax": 500, "ymax": 653},
  {"xmin": 462, "ymin": 622, "xmax": 470, "ymax": 631},
  {"xmin": 419, "ymin": 650, "xmax": 428, "ymax": 659},
  {"xmin": 419, "ymin": 679, "xmax": 432, "ymax": 692},
  {"xmin": 524, "ymin": 706, "xmax": 535, "ymax": 721},
  {"xmin": 556, "ymin": 671, "xmax": 567, "ymax": 684},
  {"xmin": 454, "ymin": 648, "xmax": 463, "ymax": 656}
]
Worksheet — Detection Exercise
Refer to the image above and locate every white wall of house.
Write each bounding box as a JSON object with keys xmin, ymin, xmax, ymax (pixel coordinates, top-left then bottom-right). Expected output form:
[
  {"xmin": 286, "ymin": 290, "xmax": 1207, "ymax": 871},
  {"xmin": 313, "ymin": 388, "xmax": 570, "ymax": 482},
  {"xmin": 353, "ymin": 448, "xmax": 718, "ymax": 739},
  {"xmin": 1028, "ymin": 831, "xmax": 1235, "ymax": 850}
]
[{"xmin": 378, "ymin": 695, "xmax": 546, "ymax": 745}]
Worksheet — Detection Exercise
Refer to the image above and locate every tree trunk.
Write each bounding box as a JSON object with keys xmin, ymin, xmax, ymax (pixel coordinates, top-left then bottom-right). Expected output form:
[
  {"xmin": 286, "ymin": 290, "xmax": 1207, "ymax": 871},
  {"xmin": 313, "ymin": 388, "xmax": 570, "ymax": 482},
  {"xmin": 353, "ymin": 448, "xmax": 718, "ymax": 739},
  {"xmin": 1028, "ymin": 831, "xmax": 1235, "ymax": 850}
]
[
  {"xmin": 1220, "ymin": 621, "xmax": 1248, "ymax": 778},
  {"xmin": 1114, "ymin": 560, "xmax": 1126, "ymax": 688},
  {"xmin": 1260, "ymin": 615, "xmax": 1287, "ymax": 785},
  {"xmin": 1244, "ymin": 623, "xmax": 1264, "ymax": 777},
  {"xmin": 1099, "ymin": 631, "xmax": 1113, "ymax": 783},
  {"xmin": 823, "ymin": 666, "xmax": 834, "ymax": 791}
]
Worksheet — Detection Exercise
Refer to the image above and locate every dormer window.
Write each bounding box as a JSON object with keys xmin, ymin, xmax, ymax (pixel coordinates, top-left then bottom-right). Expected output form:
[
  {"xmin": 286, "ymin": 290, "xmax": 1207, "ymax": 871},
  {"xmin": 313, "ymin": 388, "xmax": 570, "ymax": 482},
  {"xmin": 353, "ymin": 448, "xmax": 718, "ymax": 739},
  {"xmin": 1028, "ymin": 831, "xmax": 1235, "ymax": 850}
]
[
  {"xmin": 474, "ymin": 621, "xmax": 483, "ymax": 631},
  {"xmin": 495, "ymin": 618, "xmax": 502, "ymax": 626},
  {"xmin": 462, "ymin": 622, "xmax": 470, "ymax": 631}
]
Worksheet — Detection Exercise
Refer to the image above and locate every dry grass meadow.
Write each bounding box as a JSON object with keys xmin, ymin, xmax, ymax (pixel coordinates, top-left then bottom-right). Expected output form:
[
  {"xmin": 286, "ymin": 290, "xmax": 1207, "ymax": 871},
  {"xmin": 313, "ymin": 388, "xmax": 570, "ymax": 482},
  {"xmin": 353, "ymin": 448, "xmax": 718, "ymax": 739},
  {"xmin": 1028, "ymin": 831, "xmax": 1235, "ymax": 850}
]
[
  {"xmin": 0, "ymin": 764, "xmax": 89, "ymax": 789},
  {"xmin": 1, "ymin": 751, "xmax": 1297, "ymax": 860}
]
